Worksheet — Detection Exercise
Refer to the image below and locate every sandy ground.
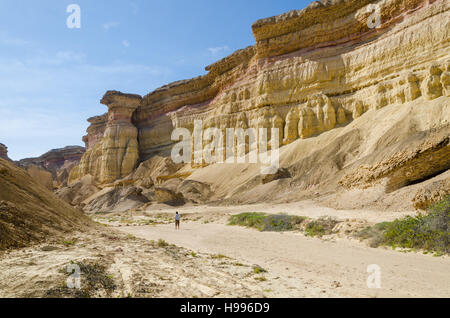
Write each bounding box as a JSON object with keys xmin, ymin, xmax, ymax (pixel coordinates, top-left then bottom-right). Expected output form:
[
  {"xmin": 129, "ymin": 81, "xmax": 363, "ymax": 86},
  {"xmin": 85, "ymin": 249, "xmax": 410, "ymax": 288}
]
[
  {"xmin": 0, "ymin": 228, "xmax": 272, "ymax": 298},
  {"xmin": 103, "ymin": 202, "xmax": 448, "ymax": 298},
  {"xmin": 0, "ymin": 202, "xmax": 448, "ymax": 298},
  {"xmin": 118, "ymin": 221, "xmax": 450, "ymax": 298}
]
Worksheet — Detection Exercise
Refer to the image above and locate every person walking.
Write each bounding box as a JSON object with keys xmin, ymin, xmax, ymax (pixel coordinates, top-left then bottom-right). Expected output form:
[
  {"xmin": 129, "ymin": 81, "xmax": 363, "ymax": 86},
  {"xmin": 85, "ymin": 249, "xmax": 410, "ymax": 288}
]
[{"xmin": 175, "ymin": 212, "xmax": 181, "ymax": 230}]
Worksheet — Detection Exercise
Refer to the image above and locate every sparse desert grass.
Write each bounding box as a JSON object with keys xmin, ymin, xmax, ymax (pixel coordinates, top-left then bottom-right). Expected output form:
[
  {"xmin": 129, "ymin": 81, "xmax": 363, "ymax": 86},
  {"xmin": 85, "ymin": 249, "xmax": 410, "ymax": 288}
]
[
  {"xmin": 355, "ymin": 222, "xmax": 391, "ymax": 247},
  {"xmin": 304, "ymin": 217, "xmax": 340, "ymax": 238},
  {"xmin": 233, "ymin": 262, "xmax": 246, "ymax": 267},
  {"xmin": 211, "ymin": 254, "xmax": 228, "ymax": 259},
  {"xmin": 126, "ymin": 234, "xmax": 137, "ymax": 240},
  {"xmin": 46, "ymin": 260, "xmax": 116, "ymax": 298},
  {"xmin": 356, "ymin": 196, "xmax": 449, "ymax": 254},
  {"xmin": 228, "ymin": 213, "xmax": 306, "ymax": 232},
  {"xmin": 157, "ymin": 239, "xmax": 169, "ymax": 247},
  {"xmin": 61, "ymin": 238, "xmax": 77, "ymax": 247}
]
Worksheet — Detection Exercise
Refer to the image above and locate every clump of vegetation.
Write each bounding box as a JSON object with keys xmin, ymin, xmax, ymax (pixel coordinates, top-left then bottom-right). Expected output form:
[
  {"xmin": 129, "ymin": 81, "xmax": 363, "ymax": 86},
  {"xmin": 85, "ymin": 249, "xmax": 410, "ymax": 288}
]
[
  {"xmin": 254, "ymin": 276, "xmax": 267, "ymax": 282},
  {"xmin": 157, "ymin": 239, "xmax": 169, "ymax": 247},
  {"xmin": 211, "ymin": 254, "xmax": 228, "ymax": 259},
  {"xmin": 61, "ymin": 238, "xmax": 77, "ymax": 247},
  {"xmin": 356, "ymin": 196, "xmax": 449, "ymax": 254},
  {"xmin": 228, "ymin": 213, "xmax": 267, "ymax": 229},
  {"xmin": 305, "ymin": 217, "xmax": 340, "ymax": 237},
  {"xmin": 228, "ymin": 213, "xmax": 306, "ymax": 232},
  {"xmin": 253, "ymin": 265, "xmax": 267, "ymax": 274},
  {"xmin": 76, "ymin": 262, "xmax": 116, "ymax": 295},
  {"xmin": 354, "ymin": 222, "xmax": 391, "ymax": 247},
  {"xmin": 46, "ymin": 261, "xmax": 116, "ymax": 298}
]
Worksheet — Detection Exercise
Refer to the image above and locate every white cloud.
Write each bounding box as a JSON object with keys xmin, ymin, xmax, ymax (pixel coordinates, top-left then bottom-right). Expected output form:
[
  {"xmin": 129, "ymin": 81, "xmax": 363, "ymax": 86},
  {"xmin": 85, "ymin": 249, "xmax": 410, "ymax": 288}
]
[
  {"xmin": 103, "ymin": 21, "xmax": 119, "ymax": 31},
  {"xmin": 24, "ymin": 50, "xmax": 86, "ymax": 66},
  {"xmin": 0, "ymin": 31, "xmax": 30, "ymax": 46},
  {"xmin": 208, "ymin": 46, "xmax": 230, "ymax": 56},
  {"xmin": 122, "ymin": 40, "xmax": 130, "ymax": 48}
]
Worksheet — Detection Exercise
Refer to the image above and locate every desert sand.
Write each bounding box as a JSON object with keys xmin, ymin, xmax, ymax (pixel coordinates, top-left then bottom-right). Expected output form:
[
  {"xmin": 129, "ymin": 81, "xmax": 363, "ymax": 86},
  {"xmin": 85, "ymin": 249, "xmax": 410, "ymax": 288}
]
[{"xmin": 0, "ymin": 201, "xmax": 447, "ymax": 298}]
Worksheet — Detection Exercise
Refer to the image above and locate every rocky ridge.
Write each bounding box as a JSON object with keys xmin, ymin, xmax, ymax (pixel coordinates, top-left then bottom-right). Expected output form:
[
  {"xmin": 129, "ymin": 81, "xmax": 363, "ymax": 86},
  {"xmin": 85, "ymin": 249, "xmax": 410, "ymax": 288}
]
[{"xmin": 18, "ymin": 146, "xmax": 85, "ymax": 188}]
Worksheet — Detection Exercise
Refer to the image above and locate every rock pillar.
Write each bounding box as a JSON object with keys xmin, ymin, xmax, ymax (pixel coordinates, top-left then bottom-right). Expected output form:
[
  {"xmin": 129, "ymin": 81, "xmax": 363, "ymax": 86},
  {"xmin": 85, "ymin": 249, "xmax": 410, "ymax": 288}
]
[{"xmin": 100, "ymin": 91, "xmax": 142, "ymax": 183}]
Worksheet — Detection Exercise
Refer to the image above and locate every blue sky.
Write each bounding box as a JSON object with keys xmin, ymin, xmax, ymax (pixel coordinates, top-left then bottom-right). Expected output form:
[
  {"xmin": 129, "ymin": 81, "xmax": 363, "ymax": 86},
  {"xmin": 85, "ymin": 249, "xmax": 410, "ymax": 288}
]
[{"xmin": 0, "ymin": 0, "xmax": 309, "ymax": 160}]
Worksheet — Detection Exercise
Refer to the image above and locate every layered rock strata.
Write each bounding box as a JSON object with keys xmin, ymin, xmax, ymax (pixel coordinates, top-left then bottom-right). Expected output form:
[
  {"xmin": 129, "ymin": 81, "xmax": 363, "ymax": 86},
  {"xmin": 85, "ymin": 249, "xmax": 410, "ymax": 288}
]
[
  {"xmin": 18, "ymin": 146, "xmax": 85, "ymax": 173},
  {"xmin": 70, "ymin": 91, "xmax": 142, "ymax": 184},
  {"xmin": 16, "ymin": 146, "xmax": 85, "ymax": 187},
  {"xmin": 71, "ymin": 0, "xmax": 449, "ymax": 194}
]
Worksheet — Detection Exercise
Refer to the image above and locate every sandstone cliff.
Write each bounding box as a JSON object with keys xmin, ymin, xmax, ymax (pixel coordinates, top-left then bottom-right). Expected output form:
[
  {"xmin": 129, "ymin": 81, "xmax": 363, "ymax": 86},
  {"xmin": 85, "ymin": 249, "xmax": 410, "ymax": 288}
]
[
  {"xmin": 68, "ymin": 0, "xmax": 450, "ymax": 211},
  {"xmin": 18, "ymin": 146, "xmax": 85, "ymax": 188}
]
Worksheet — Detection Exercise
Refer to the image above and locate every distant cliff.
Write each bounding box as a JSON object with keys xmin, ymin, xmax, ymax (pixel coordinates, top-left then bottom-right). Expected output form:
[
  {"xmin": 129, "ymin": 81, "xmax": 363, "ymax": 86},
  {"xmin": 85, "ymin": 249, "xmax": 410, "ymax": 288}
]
[{"xmin": 18, "ymin": 146, "xmax": 85, "ymax": 188}]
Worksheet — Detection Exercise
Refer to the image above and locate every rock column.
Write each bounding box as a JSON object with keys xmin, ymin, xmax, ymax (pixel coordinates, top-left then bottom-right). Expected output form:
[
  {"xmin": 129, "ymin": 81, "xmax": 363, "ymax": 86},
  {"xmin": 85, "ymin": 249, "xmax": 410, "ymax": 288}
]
[{"xmin": 100, "ymin": 91, "xmax": 142, "ymax": 184}]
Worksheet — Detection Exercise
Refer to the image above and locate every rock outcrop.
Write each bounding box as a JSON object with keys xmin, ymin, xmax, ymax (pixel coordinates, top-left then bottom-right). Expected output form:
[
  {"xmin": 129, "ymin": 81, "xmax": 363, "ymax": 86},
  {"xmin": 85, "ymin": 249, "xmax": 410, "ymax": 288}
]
[
  {"xmin": 99, "ymin": 91, "xmax": 142, "ymax": 183},
  {"xmin": 67, "ymin": 0, "xmax": 449, "ymax": 211},
  {"xmin": 69, "ymin": 91, "xmax": 142, "ymax": 185},
  {"xmin": 17, "ymin": 146, "xmax": 85, "ymax": 187},
  {"xmin": 339, "ymin": 126, "xmax": 450, "ymax": 193},
  {"xmin": 0, "ymin": 143, "xmax": 10, "ymax": 161},
  {"xmin": 18, "ymin": 146, "xmax": 85, "ymax": 172},
  {"xmin": 413, "ymin": 178, "xmax": 450, "ymax": 210}
]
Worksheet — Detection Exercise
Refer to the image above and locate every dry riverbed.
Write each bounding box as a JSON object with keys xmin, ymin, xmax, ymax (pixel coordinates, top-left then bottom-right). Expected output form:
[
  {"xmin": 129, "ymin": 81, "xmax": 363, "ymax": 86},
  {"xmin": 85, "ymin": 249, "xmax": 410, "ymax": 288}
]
[{"xmin": 0, "ymin": 202, "xmax": 448, "ymax": 298}]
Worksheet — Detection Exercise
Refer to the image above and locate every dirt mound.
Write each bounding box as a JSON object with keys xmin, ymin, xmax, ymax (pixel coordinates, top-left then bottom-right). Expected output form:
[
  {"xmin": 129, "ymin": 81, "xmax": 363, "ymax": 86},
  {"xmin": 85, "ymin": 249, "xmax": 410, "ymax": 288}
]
[
  {"xmin": 26, "ymin": 165, "xmax": 54, "ymax": 190},
  {"xmin": 177, "ymin": 180, "xmax": 212, "ymax": 204},
  {"xmin": 56, "ymin": 174, "xmax": 99, "ymax": 206},
  {"xmin": 339, "ymin": 126, "xmax": 450, "ymax": 192},
  {"xmin": 83, "ymin": 186, "xmax": 150, "ymax": 213},
  {"xmin": 0, "ymin": 159, "xmax": 92, "ymax": 250},
  {"xmin": 154, "ymin": 187, "xmax": 185, "ymax": 206}
]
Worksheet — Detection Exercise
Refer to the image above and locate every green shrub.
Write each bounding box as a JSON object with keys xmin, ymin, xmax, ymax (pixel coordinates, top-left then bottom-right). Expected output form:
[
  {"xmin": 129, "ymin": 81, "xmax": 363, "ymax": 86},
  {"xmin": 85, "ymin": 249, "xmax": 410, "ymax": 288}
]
[
  {"xmin": 228, "ymin": 213, "xmax": 306, "ymax": 232},
  {"xmin": 263, "ymin": 214, "xmax": 307, "ymax": 232},
  {"xmin": 228, "ymin": 213, "xmax": 267, "ymax": 230},
  {"xmin": 356, "ymin": 196, "xmax": 449, "ymax": 254},
  {"xmin": 355, "ymin": 222, "xmax": 390, "ymax": 247},
  {"xmin": 305, "ymin": 217, "xmax": 340, "ymax": 237},
  {"xmin": 253, "ymin": 265, "xmax": 267, "ymax": 274}
]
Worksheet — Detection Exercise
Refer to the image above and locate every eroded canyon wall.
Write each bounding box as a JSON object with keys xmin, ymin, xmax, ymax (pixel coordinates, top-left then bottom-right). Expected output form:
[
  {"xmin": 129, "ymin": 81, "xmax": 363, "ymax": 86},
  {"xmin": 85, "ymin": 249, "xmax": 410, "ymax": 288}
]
[{"xmin": 70, "ymin": 0, "xmax": 450, "ymax": 189}]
